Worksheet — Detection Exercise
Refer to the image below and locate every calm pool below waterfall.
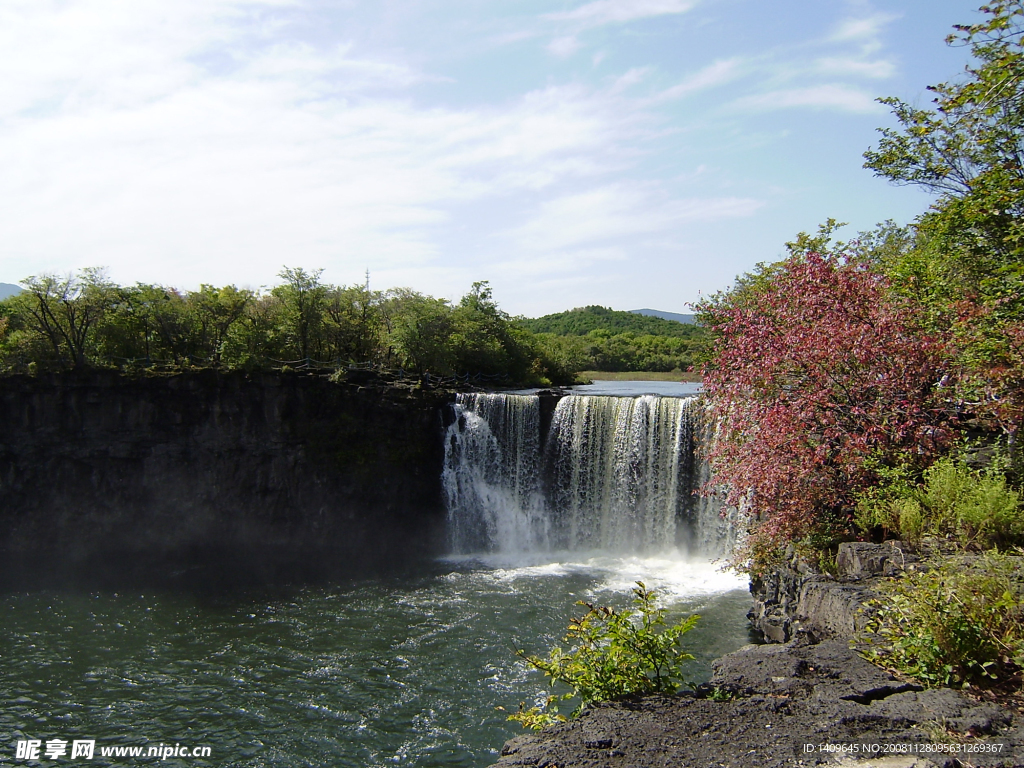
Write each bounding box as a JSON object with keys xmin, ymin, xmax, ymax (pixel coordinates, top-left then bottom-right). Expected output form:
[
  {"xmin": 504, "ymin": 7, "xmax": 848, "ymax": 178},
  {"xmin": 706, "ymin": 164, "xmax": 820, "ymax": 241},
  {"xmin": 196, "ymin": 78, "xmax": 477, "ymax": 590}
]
[{"xmin": 2, "ymin": 383, "xmax": 755, "ymax": 767}]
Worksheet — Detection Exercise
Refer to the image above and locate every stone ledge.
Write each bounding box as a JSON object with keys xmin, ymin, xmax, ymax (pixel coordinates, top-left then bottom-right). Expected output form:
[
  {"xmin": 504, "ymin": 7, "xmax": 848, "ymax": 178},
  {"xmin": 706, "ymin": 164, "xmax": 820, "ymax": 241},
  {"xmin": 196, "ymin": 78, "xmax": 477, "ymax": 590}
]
[
  {"xmin": 490, "ymin": 640, "xmax": 1022, "ymax": 768},
  {"xmin": 749, "ymin": 542, "xmax": 917, "ymax": 643}
]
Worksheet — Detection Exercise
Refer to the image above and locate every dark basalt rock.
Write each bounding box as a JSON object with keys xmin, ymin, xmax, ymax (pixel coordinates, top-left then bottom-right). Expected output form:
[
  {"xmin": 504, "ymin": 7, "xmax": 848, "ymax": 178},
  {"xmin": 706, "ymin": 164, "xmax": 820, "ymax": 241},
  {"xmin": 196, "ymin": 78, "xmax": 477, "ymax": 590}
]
[
  {"xmin": 490, "ymin": 640, "xmax": 1022, "ymax": 768},
  {"xmin": 492, "ymin": 544, "xmax": 1023, "ymax": 768},
  {"xmin": 0, "ymin": 370, "xmax": 457, "ymax": 589},
  {"xmin": 748, "ymin": 542, "xmax": 917, "ymax": 643}
]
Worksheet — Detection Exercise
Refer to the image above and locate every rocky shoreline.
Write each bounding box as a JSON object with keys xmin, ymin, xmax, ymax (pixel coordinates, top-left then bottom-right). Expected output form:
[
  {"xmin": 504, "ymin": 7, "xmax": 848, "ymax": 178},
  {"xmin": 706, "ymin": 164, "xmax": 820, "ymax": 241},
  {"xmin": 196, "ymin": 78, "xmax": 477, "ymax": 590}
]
[{"xmin": 489, "ymin": 543, "xmax": 1024, "ymax": 768}]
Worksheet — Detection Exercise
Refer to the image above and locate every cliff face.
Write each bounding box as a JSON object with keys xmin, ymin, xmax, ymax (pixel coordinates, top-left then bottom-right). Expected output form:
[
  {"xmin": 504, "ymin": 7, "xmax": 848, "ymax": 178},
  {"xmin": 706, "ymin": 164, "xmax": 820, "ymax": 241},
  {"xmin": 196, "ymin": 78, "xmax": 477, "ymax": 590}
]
[
  {"xmin": 0, "ymin": 370, "xmax": 455, "ymax": 588},
  {"xmin": 747, "ymin": 541, "xmax": 914, "ymax": 642}
]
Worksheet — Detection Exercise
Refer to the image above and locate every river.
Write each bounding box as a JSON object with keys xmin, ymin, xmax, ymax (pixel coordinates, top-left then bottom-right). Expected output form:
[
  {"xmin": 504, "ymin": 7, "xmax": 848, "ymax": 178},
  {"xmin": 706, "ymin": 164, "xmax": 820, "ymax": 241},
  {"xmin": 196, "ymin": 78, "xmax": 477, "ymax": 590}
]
[{"xmin": 1, "ymin": 382, "xmax": 754, "ymax": 768}]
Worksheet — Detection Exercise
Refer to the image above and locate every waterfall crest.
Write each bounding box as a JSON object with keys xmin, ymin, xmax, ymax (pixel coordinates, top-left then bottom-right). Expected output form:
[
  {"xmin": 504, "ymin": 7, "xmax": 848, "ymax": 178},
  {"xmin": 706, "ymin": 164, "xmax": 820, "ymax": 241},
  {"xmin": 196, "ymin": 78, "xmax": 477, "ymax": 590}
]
[{"xmin": 443, "ymin": 392, "xmax": 733, "ymax": 557}]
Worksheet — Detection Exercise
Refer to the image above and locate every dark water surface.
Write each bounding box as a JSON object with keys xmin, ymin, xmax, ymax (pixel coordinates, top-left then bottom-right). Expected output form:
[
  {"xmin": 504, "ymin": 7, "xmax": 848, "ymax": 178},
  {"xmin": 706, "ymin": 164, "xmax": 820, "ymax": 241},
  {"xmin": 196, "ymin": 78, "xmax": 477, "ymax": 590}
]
[{"xmin": 1, "ymin": 555, "xmax": 752, "ymax": 767}]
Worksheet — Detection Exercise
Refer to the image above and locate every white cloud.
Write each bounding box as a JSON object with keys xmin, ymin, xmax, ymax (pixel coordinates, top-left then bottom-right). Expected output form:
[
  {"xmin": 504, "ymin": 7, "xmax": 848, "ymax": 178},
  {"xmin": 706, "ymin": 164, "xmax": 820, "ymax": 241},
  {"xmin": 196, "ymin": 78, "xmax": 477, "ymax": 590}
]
[
  {"xmin": 609, "ymin": 67, "xmax": 651, "ymax": 94},
  {"xmin": 544, "ymin": 0, "xmax": 697, "ymax": 28},
  {"xmin": 813, "ymin": 56, "xmax": 894, "ymax": 79},
  {"xmin": 654, "ymin": 58, "xmax": 744, "ymax": 101},
  {"xmin": 733, "ymin": 85, "xmax": 881, "ymax": 114},
  {"xmin": 0, "ymin": 0, "xmax": 936, "ymax": 316},
  {"xmin": 831, "ymin": 13, "xmax": 897, "ymax": 43},
  {"xmin": 0, "ymin": 1, "xmax": 669, "ymax": 291},
  {"xmin": 507, "ymin": 185, "xmax": 761, "ymax": 267},
  {"xmin": 547, "ymin": 36, "xmax": 581, "ymax": 58}
]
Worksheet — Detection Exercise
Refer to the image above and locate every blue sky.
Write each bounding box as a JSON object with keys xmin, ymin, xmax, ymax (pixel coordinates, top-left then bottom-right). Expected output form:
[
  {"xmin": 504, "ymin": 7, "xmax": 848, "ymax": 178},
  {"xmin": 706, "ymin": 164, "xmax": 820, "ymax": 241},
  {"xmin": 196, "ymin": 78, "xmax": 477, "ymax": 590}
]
[{"xmin": 0, "ymin": 0, "xmax": 979, "ymax": 316}]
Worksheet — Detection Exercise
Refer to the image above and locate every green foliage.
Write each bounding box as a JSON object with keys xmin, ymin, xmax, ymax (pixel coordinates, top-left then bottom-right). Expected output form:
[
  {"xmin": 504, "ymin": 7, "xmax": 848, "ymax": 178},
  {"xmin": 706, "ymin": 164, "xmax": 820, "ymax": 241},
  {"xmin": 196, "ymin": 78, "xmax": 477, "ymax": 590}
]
[
  {"xmin": 854, "ymin": 456, "xmax": 1024, "ymax": 549},
  {"xmin": 508, "ymin": 582, "xmax": 699, "ymax": 729},
  {"xmin": 273, "ymin": 267, "xmax": 327, "ymax": 362},
  {"xmin": 502, "ymin": 698, "xmax": 567, "ymax": 730},
  {"xmin": 706, "ymin": 685, "xmax": 736, "ymax": 702},
  {"xmin": 864, "ymin": 2, "xmax": 1024, "ymax": 439},
  {"xmin": 522, "ymin": 306, "xmax": 698, "ymax": 338},
  {"xmin": 864, "ymin": 0, "xmax": 1024, "ymax": 284},
  {"xmin": 520, "ymin": 306, "xmax": 707, "ymax": 373},
  {"xmin": 0, "ymin": 270, "xmax": 573, "ymax": 385},
  {"xmin": 380, "ymin": 288, "xmax": 457, "ymax": 374},
  {"xmin": 860, "ymin": 550, "xmax": 1024, "ymax": 687},
  {"xmin": 15, "ymin": 269, "xmax": 117, "ymax": 368}
]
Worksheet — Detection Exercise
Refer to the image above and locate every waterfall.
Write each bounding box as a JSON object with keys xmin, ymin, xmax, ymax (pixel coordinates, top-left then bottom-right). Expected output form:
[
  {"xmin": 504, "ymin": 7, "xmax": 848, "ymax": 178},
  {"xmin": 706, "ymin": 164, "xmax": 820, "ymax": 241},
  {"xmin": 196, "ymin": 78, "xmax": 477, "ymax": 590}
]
[
  {"xmin": 442, "ymin": 393, "xmax": 550, "ymax": 553},
  {"xmin": 443, "ymin": 392, "xmax": 733, "ymax": 557}
]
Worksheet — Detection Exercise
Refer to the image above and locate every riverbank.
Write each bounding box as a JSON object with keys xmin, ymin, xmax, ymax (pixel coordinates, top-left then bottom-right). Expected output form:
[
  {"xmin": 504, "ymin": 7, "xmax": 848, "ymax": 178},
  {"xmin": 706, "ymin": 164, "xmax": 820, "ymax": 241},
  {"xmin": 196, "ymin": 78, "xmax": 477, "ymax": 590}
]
[{"xmin": 489, "ymin": 545, "xmax": 1024, "ymax": 768}]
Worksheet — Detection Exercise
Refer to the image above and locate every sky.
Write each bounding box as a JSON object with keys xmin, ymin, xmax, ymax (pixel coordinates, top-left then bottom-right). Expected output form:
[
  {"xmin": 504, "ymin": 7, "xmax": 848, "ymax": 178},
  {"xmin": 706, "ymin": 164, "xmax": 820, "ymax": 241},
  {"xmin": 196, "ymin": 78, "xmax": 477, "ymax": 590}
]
[{"xmin": 0, "ymin": 0, "xmax": 982, "ymax": 317}]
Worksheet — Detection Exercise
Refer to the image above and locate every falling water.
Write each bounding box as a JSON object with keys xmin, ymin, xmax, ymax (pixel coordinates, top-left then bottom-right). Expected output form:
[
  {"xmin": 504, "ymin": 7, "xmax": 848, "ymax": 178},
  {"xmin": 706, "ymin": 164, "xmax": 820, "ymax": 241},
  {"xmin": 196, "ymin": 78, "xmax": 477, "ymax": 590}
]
[
  {"xmin": 442, "ymin": 393, "xmax": 549, "ymax": 553},
  {"xmin": 443, "ymin": 392, "xmax": 733, "ymax": 557}
]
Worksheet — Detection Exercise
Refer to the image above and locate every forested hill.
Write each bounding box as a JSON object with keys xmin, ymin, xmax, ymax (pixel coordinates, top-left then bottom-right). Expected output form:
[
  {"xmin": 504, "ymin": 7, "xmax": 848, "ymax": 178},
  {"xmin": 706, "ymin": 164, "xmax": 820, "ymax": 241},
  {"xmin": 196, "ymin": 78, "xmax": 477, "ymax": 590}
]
[
  {"xmin": 518, "ymin": 306, "xmax": 707, "ymax": 373},
  {"xmin": 521, "ymin": 306, "xmax": 702, "ymax": 339}
]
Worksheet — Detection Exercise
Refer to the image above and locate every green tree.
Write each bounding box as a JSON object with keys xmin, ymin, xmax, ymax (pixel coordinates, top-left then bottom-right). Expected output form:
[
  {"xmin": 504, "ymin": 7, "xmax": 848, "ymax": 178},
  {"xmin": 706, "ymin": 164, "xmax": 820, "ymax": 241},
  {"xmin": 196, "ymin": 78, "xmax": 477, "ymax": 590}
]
[
  {"xmin": 90, "ymin": 283, "xmax": 164, "ymax": 363},
  {"xmin": 273, "ymin": 267, "xmax": 327, "ymax": 363},
  {"xmin": 187, "ymin": 285, "xmax": 252, "ymax": 364},
  {"xmin": 380, "ymin": 288, "xmax": 456, "ymax": 374},
  {"xmin": 865, "ymin": 1, "xmax": 1024, "ymax": 444},
  {"xmin": 323, "ymin": 285, "xmax": 382, "ymax": 363},
  {"xmin": 451, "ymin": 281, "xmax": 534, "ymax": 379},
  {"xmin": 18, "ymin": 269, "xmax": 116, "ymax": 368},
  {"xmin": 865, "ymin": 1, "xmax": 1024, "ymax": 307},
  {"xmin": 221, "ymin": 293, "xmax": 286, "ymax": 369}
]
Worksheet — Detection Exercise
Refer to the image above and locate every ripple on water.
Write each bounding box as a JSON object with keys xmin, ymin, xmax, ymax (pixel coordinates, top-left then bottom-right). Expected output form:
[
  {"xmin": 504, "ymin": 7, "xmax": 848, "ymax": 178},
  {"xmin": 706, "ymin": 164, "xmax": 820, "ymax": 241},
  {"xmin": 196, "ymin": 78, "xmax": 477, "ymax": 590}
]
[{"xmin": 0, "ymin": 557, "xmax": 753, "ymax": 767}]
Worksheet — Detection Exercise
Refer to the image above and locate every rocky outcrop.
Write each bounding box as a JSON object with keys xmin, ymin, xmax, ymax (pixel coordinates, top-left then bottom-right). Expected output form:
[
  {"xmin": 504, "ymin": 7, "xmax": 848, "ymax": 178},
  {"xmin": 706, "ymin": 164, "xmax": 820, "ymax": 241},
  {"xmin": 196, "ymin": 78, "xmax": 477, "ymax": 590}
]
[
  {"xmin": 491, "ymin": 638, "xmax": 1019, "ymax": 768},
  {"xmin": 748, "ymin": 542, "xmax": 917, "ymax": 642},
  {"xmin": 0, "ymin": 370, "xmax": 457, "ymax": 588},
  {"xmin": 493, "ymin": 639, "xmax": 1022, "ymax": 768},
  {"xmin": 492, "ymin": 542, "xmax": 1024, "ymax": 767}
]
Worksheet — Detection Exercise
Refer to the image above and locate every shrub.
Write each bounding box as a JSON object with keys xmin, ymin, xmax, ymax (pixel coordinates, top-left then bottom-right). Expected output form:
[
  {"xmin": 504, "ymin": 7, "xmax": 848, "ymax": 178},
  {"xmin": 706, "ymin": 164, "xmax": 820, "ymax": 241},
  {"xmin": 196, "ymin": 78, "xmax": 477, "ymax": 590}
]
[
  {"xmin": 508, "ymin": 582, "xmax": 699, "ymax": 729},
  {"xmin": 854, "ymin": 457, "xmax": 1024, "ymax": 549},
  {"xmin": 697, "ymin": 248, "xmax": 953, "ymax": 551},
  {"xmin": 860, "ymin": 550, "xmax": 1024, "ymax": 687}
]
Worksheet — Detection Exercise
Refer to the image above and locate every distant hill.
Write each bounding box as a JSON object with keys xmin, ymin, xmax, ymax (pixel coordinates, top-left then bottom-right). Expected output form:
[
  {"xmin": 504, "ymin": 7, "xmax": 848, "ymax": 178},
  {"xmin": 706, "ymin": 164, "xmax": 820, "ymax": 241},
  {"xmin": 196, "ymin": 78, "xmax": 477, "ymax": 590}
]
[
  {"xmin": 521, "ymin": 305, "xmax": 701, "ymax": 339},
  {"xmin": 629, "ymin": 308, "xmax": 695, "ymax": 324},
  {"xmin": 0, "ymin": 283, "xmax": 22, "ymax": 300}
]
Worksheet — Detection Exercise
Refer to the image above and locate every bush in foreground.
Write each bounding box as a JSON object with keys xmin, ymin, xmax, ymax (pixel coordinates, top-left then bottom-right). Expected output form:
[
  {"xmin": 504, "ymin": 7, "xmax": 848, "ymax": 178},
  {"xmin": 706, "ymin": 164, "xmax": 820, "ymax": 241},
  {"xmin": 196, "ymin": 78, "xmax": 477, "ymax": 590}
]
[
  {"xmin": 507, "ymin": 582, "xmax": 699, "ymax": 730},
  {"xmin": 860, "ymin": 550, "xmax": 1024, "ymax": 688}
]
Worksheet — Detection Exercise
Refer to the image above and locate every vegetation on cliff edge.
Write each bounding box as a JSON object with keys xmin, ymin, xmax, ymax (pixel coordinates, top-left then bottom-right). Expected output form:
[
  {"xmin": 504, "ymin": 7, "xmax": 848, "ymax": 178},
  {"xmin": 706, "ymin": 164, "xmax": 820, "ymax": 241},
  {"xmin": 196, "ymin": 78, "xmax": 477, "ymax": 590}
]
[
  {"xmin": 0, "ymin": 274, "xmax": 579, "ymax": 386},
  {"xmin": 698, "ymin": 1, "xmax": 1024, "ymax": 693}
]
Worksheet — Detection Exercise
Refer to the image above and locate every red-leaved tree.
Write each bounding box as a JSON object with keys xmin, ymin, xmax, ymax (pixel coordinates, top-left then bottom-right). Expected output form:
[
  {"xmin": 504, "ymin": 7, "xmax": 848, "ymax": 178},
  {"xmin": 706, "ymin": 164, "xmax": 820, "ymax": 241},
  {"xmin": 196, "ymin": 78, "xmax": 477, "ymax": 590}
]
[{"xmin": 697, "ymin": 252, "xmax": 955, "ymax": 546}]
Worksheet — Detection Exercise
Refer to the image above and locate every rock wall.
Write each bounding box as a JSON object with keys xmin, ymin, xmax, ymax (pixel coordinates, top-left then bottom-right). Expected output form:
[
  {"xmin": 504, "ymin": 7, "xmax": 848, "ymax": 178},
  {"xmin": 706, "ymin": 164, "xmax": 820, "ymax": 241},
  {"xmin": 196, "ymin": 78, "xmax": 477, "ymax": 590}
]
[
  {"xmin": 747, "ymin": 541, "xmax": 915, "ymax": 642},
  {"xmin": 0, "ymin": 370, "xmax": 456, "ymax": 588}
]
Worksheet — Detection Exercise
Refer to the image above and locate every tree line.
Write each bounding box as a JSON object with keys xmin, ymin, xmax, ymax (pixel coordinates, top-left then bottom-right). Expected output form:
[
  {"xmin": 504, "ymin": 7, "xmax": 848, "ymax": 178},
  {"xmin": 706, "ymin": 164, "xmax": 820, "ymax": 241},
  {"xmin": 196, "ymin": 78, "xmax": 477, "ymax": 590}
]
[{"xmin": 0, "ymin": 271, "xmax": 579, "ymax": 385}]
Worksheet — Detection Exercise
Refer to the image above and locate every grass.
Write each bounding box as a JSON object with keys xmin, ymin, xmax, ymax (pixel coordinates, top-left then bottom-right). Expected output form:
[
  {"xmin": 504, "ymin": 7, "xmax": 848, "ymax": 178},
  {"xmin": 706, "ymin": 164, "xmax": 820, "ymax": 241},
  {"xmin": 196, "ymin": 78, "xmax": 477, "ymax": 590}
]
[{"xmin": 576, "ymin": 370, "xmax": 701, "ymax": 382}]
